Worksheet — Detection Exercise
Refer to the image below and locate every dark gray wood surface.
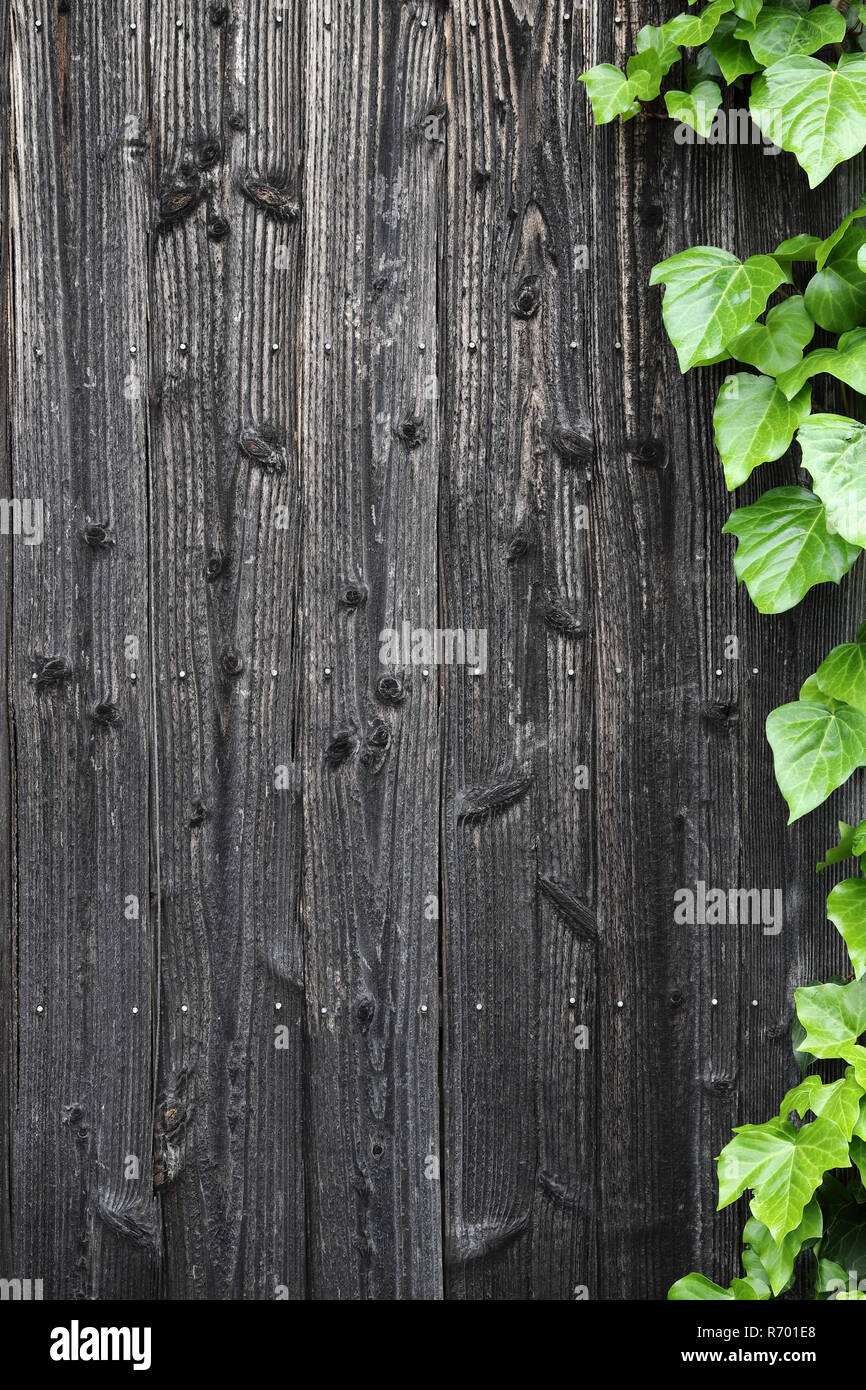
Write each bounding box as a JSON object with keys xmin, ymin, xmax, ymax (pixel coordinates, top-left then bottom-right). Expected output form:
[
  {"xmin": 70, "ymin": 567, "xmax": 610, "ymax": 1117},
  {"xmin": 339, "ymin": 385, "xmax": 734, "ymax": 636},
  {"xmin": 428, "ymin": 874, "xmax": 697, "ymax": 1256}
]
[{"xmin": 0, "ymin": 0, "xmax": 859, "ymax": 1300}]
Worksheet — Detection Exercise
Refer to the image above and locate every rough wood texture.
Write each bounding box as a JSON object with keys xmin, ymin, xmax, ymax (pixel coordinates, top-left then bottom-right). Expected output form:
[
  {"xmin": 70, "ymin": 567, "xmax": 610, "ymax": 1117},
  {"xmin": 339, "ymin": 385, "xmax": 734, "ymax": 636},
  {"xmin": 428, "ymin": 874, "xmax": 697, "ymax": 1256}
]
[{"xmin": 0, "ymin": 0, "xmax": 858, "ymax": 1300}]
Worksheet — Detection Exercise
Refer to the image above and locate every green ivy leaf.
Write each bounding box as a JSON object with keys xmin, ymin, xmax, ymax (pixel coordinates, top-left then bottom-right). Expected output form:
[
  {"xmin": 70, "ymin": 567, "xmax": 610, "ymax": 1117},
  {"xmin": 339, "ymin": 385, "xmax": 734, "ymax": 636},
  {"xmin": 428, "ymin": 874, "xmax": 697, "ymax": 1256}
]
[
  {"xmin": 665, "ymin": 0, "xmax": 737, "ymax": 47},
  {"xmin": 734, "ymin": 0, "xmax": 764, "ymax": 21},
  {"xmin": 626, "ymin": 49, "xmax": 663, "ymax": 102},
  {"xmin": 579, "ymin": 65, "xmax": 640, "ymax": 124},
  {"xmin": 743, "ymin": 1200, "xmax": 822, "ymax": 1296},
  {"xmin": 665, "ymin": 81, "xmax": 723, "ymax": 137},
  {"xmin": 815, "ymin": 633, "xmax": 866, "ymax": 712},
  {"xmin": 635, "ymin": 24, "xmax": 682, "ymax": 75},
  {"xmin": 708, "ymin": 15, "xmax": 764, "ymax": 82},
  {"xmin": 723, "ymin": 487, "xmax": 860, "ymax": 613},
  {"xmin": 730, "ymin": 296, "xmax": 815, "ymax": 376},
  {"xmin": 773, "ymin": 232, "xmax": 822, "ymax": 273},
  {"xmin": 738, "ymin": 5, "xmax": 846, "ymax": 67},
  {"xmin": 714, "ymin": 375, "xmax": 811, "ymax": 487},
  {"xmin": 750, "ymin": 55, "xmax": 866, "ymax": 188},
  {"xmin": 718, "ymin": 1112, "xmax": 852, "ymax": 1243},
  {"xmin": 817, "ymin": 820, "xmax": 860, "ymax": 871},
  {"xmin": 816, "ymin": 203, "xmax": 866, "ymax": 270},
  {"xmin": 650, "ymin": 248, "xmax": 785, "ymax": 371},
  {"xmin": 828, "ymin": 878, "xmax": 866, "ymax": 979},
  {"xmin": 778, "ymin": 327, "xmax": 866, "ymax": 399},
  {"xmin": 798, "ymin": 415, "xmax": 866, "ymax": 548},
  {"xmin": 796, "ymin": 978, "xmax": 866, "ymax": 1085},
  {"xmin": 766, "ymin": 699, "xmax": 866, "ymax": 822},
  {"xmin": 668, "ymin": 1272, "xmax": 738, "ymax": 1299},
  {"xmin": 804, "ymin": 228, "xmax": 866, "ymax": 333}
]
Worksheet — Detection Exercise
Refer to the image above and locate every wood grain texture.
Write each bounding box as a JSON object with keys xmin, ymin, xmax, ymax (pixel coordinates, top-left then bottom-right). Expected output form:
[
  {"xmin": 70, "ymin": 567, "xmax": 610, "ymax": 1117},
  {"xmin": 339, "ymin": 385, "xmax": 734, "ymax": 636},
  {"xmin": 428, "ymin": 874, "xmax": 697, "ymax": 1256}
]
[{"xmin": 0, "ymin": 0, "xmax": 858, "ymax": 1301}]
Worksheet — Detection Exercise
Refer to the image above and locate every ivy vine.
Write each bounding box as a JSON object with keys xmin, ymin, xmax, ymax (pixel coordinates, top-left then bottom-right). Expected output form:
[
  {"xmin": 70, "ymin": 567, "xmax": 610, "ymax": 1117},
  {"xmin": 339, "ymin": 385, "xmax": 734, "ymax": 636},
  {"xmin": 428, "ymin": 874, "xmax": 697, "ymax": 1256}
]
[{"xmin": 583, "ymin": 1, "xmax": 866, "ymax": 1301}]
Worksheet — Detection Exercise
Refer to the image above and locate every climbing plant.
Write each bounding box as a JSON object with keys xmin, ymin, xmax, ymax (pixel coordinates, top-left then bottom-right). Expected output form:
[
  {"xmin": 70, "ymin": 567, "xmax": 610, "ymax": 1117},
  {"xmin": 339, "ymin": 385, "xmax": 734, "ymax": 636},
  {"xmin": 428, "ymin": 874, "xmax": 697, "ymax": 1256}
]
[{"xmin": 583, "ymin": 5, "xmax": 866, "ymax": 1301}]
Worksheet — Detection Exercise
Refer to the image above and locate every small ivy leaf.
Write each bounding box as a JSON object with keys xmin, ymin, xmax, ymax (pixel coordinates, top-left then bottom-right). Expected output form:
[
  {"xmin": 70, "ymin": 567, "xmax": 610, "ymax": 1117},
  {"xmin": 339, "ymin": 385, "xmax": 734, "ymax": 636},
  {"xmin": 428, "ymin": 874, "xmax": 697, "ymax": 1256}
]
[
  {"xmin": 795, "ymin": 978, "xmax": 866, "ymax": 1086},
  {"xmin": 688, "ymin": 49, "xmax": 725, "ymax": 85},
  {"xmin": 714, "ymin": 376, "xmax": 811, "ymax": 488},
  {"xmin": 815, "ymin": 632, "xmax": 866, "ymax": 712},
  {"xmin": 772, "ymin": 232, "xmax": 821, "ymax": 274},
  {"xmin": 804, "ymin": 228, "xmax": 866, "ymax": 333},
  {"xmin": 634, "ymin": 23, "xmax": 681, "ymax": 76},
  {"xmin": 734, "ymin": 0, "xmax": 764, "ymax": 20},
  {"xmin": 737, "ymin": 5, "xmax": 846, "ymax": 67},
  {"xmin": 668, "ymin": 1272, "xmax": 737, "ymax": 1299},
  {"xmin": 664, "ymin": 81, "xmax": 723, "ymax": 138},
  {"xmin": 852, "ymin": 1135, "xmax": 866, "ymax": 1187},
  {"xmin": 579, "ymin": 65, "xmax": 640, "ymax": 124},
  {"xmin": 723, "ymin": 486, "xmax": 860, "ymax": 613},
  {"xmin": 798, "ymin": 414, "xmax": 866, "ymax": 548},
  {"xmin": 766, "ymin": 698, "xmax": 866, "ymax": 823},
  {"xmin": 664, "ymin": 0, "xmax": 737, "ymax": 48},
  {"xmin": 729, "ymin": 295, "xmax": 815, "ymax": 376},
  {"xmin": 828, "ymin": 878, "xmax": 866, "ymax": 979},
  {"xmin": 743, "ymin": 1200, "xmax": 822, "ymax": 1297},
  {"xmin": 817, "ymin": 1257, "xmax": 852, "ymax": 1295},
  {"xmin": 778, "ymin": 326, "xmax": 866, "ymax": 400},
  {"xmin": 817, "ymin": 820, "xmax": 859, "ymax": 871},
  {"xmin": 650, "ymin": 248, "xmax": 784, "ymax": 371},
  {"xmin": 708, "ymin": 14, "xmax": 763, "ymax": 82},
  {"xmin": 625, "ymin": 49, "xmax": 663, "ymax": 102},
  {"xmin": 816, "ymin": 202, "xmax": 866, "ymax": 270},
  {"xmin": 750, "ymin": 55, "xmax": 866, "ymax": 188}
]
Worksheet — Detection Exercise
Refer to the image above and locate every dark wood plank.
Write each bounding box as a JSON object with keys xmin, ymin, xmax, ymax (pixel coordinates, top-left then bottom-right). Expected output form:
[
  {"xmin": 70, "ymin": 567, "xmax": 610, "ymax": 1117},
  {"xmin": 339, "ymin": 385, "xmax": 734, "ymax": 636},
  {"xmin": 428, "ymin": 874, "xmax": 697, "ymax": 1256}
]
[
  {"xmin": 149, "ymin": 0, "xmax": 306, "ymax": 1299},
  {"xmin": 298, "ymin": 0, "xmax": 444, "ymax": 1299}
]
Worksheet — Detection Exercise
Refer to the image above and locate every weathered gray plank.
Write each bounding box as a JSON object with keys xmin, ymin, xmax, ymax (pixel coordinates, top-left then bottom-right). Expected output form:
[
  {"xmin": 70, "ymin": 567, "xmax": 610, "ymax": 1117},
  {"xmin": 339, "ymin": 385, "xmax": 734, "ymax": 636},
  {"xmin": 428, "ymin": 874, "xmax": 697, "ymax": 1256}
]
[
  {"xmin": 8, "ymin": 0, "xmax": 156, "ymax": 1297},
  {"xmin": 149, "ymin": 0, "xmax": 305, "ymax": 1298},
  {"xmin": 298, "ymin": 0, "xmax": 444, "ymax": 1299}
]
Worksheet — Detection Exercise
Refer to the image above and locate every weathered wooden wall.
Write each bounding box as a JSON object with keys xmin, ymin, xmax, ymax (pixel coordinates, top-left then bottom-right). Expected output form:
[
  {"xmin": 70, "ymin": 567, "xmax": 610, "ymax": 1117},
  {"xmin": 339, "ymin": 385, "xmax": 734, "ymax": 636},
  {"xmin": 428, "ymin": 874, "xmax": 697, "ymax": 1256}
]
[{"xmin": 0, "ymin": 0, "xmax": 860, "ymax": 1300}]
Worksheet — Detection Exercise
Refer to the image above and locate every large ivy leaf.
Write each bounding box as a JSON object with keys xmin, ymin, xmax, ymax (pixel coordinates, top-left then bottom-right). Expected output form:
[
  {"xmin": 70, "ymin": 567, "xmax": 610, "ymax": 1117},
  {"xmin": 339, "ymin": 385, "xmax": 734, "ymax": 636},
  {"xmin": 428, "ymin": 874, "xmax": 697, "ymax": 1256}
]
[
  {"xmin": 730, "ymin": 295, "xmax": 815, "ymax": 376},
  {"xmin": 723, "ymin": 487, "xmax": 860, "ymax": 613},
  {"xmin": 773, "ymin": 232, "xmax": 822, "ymax": 272},
  {"xmin": 579, "ymin": 65, "xmax": 641, "ymax": 124},
  {"xmin": 743, "ymin": 1199, "xmax": 822, "ymax": 1296},
  {"xmin": 665, "ymin": 0, "xmax": 736, "ymax": 47},
  {"xmin": 717, "ymin": 1112, "xmax": 852, "ymax": 1243},
  {"xmin": 734, "ymin": 0, "xmax": 764, "ymax": 21},
  {"xmin": 804, "ymin": 228, "xmax": 866, "ymax": 333},
  {"xmin": 750, "ymin": 55, "xmax": 866, "ymax": 188},
  {"xmin": 650, "ymin": 249, "xmax": 784, "ymax": 371},
  {"xmin": 796, "ymin": 980, "xmax": 866, "ymax": 1083},
  {"xmin": 766, "ymin": 699, "xmax": 866, "ymax": 822},
  {"xmin": 817, "ymin": 203, "xmax": 866, "ymax": 270},
  {"xmin": 828, "ymin": 879, "xmax": 866, "ymax": 979},
  {"xmin": 778, "ymin": 327, "xmax": 866, "ymax": 399},
  {"xmin": 713, "ymin": 375, "xmax": 811, "ymax": 487},
  {"xmin": 708, "ymin": 15, "xmax": 764, "ymax": 82},
  {"xmin": 635, "ymin": 23, "xmax": 683, "ymax": 75},
  {"xmin": 798, "ymin": 415, "xmax": 866, "ymax": 548},
  {"xmin": 665, "ymin": 81, "xmax": 723, "ymax": 138},
  {"xmin": 737, "ymin": 5, "xmax": 846, "ymax": 66},
  {"xmin": 815, "ymin": 634, "xmax": 866, "ymax": 711}
]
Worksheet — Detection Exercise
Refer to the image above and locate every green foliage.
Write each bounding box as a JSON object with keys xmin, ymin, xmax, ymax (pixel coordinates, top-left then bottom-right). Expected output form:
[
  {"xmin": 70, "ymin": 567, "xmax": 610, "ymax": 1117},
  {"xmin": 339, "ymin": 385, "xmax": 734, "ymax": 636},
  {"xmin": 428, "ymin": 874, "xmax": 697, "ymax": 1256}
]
[{"xmin": 582, "ymin": 2, "xmax": 866, "ymax": 187}]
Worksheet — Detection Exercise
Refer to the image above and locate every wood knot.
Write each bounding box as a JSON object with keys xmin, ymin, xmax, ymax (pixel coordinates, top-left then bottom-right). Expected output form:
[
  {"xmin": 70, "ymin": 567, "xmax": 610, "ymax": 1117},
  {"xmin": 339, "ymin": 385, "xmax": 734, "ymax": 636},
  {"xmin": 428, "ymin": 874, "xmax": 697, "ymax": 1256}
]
[
  {"xmin": 90, "ymin": 701, "xmax": 121, "ymax": 727},
  {"xmin": 544, "ymin": 602, "xmax": 584, "ymax": 638},
  {"xmin": 640, "ymin": 202, "xmax": 664, "ymax": 229},
  {"xmin": 189, "ymin": 799, "xmax": 210, "ymax": 826},
  {"xmin": 157, "ymin": 175, "xmax": 202, "ymax": 226},
  {"xmin": 326, "ymin": 730, "xmax": 356, "ymax": 767},
  {"xmin": 205, "ymin": 548, "xmax": 227, "ymax": 581},
  {"xmin": 361, "ymin": 718, "xmax": 391, "ymax": 766},
  {"xmin": 239, "ymin": 424, "xmax": 287, "ymax": 473},
  {"xmin": 209, "ymin": 3, "xmax": 229, "ymax": 23},
  {"xmin": 394, "ymin": 414, "xmax": 426, "ymax": 448},
  {"xmin": 550, "ymin": 422, "xmax": 594, "ymax": 467},
  {"xmin": 228, "ymin": 111, "xmax": 247, "ymax": 132},
  {"xmin": 221, "ymin": 648, "xmax": 244, "ymax": 679},
  {"xmin": 31, "ymin": 654, "xmax": 72, "ymax": 688},
  {"xmin": 357, "ymin": 996, "xmax": 375, "ymax": 1034},
  {"xmin": 81, "ymin": 522, "xmax": 114, "ymax": 549},
  {"xmin": 701, "ymin": 700, "xmax": 738, "ymax": 726},
  {"xmin": 241, "ymin": 173, "xmax": 299, "ymax": 222},
  {"xmin": 632, "ymin": 435, "xmax": 665, "ymax": 468},
  {"xmin": 197, "ymin": 137, "xmax": 223, "ymax": 170},
  {"xmin": 506, "ymin": 532, "xmax": 531, "ymax": 563},
  {"xmin": 207, "ymin": 215, "xmax": 229, "ymax": 241},
  {"xmin": 513, "ymin": 273, "xmax": 541, "ymax": 319},
  {"xmin": 376, "ymin": 674, "xmax": 405, "ymax": 705},
  {"xmin": 340, "ymin": 582, "xmax": 368, "ymax": 610}
]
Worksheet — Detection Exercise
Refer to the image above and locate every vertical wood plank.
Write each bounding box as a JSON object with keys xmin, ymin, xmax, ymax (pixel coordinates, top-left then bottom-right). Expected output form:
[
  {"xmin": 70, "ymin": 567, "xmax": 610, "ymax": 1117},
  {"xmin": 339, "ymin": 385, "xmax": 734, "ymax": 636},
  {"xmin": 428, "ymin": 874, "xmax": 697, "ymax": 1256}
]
[
  {"xmin": 8, "ymin": 0, "xmax": 155, "ymax": 1296},
  {"xmin": 150, "ymin": 0, "xmax": 305, "ymax": 1298},
  {"xmin": 299, "ymin": 0, "xmax": 444, "ymax": 1299}
]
